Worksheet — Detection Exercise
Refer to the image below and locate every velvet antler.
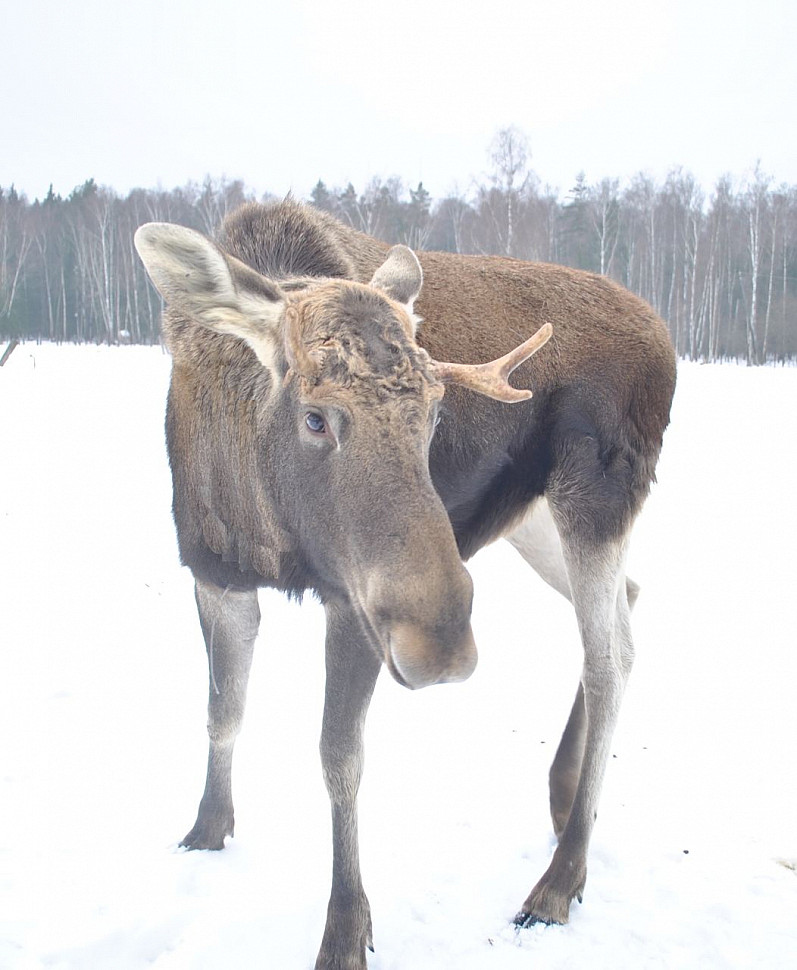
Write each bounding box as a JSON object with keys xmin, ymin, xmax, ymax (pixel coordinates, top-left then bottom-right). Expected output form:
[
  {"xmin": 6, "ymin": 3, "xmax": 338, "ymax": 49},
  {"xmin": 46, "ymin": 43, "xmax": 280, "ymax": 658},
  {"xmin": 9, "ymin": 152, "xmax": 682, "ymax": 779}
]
[{"xmin": 430, "ymin": 323, "xmax": 552, "ymax": 402}]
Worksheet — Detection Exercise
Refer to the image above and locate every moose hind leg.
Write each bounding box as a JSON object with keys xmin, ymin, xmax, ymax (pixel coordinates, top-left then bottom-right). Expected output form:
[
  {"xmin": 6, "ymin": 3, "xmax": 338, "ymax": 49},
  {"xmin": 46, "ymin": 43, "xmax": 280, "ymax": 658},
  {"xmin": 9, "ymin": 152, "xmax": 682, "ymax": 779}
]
[
  {"xmin": 548, "ymin": 682, "xmax": 587, "ymax": 839},
  {"xmin": 548, "ymin": 573, "xmax": 639, "ymax": 840},
  {"xmin": 181, "ymin": 579, "xmax": 260, "ymax": 850},
  {"xmin": 507, "ymin": 496, "xmax": 640, "ymax": 615},
  {"xmin": 516, "ymin": 518, "xmax": 635, "ymax": 927},
  {"xmin": 506, "ymin": 500, "xmax": 587, "ymax": 839}
]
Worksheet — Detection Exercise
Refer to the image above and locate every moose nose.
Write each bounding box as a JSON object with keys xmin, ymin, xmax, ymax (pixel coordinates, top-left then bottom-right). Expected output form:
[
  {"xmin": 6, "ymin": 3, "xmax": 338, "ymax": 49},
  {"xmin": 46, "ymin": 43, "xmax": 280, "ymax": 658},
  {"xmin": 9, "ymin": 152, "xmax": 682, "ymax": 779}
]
[
  {"xmin": 364, "ymin": 551, "xmax": 476, "ymax": 690},
  {"xmin": 387, "ymin": 620, "xmax": 478, "ymax": 690}
]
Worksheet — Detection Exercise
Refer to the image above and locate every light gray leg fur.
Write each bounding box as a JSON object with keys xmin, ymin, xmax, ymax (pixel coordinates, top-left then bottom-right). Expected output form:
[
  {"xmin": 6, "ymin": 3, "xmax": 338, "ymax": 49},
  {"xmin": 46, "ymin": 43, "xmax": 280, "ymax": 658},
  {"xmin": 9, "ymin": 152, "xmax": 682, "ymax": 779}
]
[
  {"xmin": 507, "ymin": 496, "xmax": 639, "ymax": 609},
  {"xmin": 181, "ymin": 579, "xmax": 260, "ymax": 850},
  {"xmin": 508, "ymin": 500, "xmax": 636, "ymax": 925},
  {"xmin": 315, "ymin": 601, "xmax": 382, "ymax": 970}
]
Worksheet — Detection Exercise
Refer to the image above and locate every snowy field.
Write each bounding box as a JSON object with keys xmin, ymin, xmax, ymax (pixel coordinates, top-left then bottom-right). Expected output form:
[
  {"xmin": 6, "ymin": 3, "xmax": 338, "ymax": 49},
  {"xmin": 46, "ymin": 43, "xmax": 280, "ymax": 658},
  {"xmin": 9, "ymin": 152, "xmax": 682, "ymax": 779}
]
[{"xmin": 1, "ymin": 344, "xmax": 796, "ymax": 970}]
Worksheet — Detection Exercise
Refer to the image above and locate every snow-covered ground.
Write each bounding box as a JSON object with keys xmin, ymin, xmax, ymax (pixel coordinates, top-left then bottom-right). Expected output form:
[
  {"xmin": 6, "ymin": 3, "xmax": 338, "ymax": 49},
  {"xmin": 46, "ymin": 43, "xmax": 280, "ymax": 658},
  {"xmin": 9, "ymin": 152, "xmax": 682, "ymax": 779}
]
[{"xmin": 1, "ymin": 345, "xmax": 795, "ymax": 970}]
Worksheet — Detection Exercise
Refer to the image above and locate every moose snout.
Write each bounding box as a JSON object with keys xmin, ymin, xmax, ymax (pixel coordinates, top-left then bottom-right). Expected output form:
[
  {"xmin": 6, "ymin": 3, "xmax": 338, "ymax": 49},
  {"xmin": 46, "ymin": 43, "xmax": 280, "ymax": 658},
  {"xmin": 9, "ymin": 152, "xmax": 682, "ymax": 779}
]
[
  {"xmin": 386, "ymin": 619, "xmax": 478, "ymax": 689},
  {"xmin": 367, "ymin": 565, "xmax": 478, "ymax": 690}
]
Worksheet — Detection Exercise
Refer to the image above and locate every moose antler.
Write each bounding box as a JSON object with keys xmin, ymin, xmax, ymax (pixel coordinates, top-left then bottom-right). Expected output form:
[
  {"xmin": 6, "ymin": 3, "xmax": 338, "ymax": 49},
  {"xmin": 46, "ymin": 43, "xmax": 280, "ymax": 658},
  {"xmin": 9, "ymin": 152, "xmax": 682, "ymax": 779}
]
[{"xmin": 430, "ymin": 322, "xmax": 552, "ymax": 403}]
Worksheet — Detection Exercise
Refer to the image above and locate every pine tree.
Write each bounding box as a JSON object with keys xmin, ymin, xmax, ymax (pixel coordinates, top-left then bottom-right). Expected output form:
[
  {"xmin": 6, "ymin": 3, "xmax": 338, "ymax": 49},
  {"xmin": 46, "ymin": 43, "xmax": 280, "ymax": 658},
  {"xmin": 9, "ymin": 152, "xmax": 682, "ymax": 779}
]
[
  {"xmin": 561, "ymin": 172, "xmax": 595, "ymax": 271},
  {"xmin": 310, "ymin": 180, "xmax": 335, "ymax": 213}
]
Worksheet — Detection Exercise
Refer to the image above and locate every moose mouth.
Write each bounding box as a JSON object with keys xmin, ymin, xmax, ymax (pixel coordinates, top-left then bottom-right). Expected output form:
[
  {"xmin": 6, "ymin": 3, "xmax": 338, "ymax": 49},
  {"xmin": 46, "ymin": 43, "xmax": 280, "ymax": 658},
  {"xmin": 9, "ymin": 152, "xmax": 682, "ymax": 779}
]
[{"xmin": 384, "ymin": 644, "xmax": 413, "ymax": 689}]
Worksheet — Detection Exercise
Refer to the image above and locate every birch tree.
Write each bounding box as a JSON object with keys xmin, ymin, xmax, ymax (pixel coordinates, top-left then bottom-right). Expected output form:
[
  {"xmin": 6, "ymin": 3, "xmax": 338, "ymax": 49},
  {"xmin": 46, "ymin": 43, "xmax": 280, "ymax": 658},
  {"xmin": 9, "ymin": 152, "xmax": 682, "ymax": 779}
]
[
  {"xmin": 0, "ymin": 187, "xmax": 32, "ymax": 332},
  {"xmin": 486, "ymin": 126, "xmax": 532, "ymax": 257},
  {"xmin": 588, "ymin": 178, "xmax": 621, "ymax": 275},
  {"xmin": 743, "ymin": 169, "xmax": 770, "ymax": 363}
]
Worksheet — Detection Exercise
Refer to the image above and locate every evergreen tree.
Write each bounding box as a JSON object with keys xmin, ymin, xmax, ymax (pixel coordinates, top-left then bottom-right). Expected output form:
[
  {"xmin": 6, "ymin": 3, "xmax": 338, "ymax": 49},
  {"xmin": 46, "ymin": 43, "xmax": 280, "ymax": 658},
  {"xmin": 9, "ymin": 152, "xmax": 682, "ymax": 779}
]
[
  {"xmin": 407, "ymin": 182, "xmax": 432, "ymax": 249},
  {"xmin": 310, "ymin": 180, "xmax": 335, "ymax": 213},
  {"xmin": 561, "ymin": 172, "xmax": 595, "ymax": 271},
  {"xmin": 338, "ymin": 183, "xmax": 361, "ymax": 229}
]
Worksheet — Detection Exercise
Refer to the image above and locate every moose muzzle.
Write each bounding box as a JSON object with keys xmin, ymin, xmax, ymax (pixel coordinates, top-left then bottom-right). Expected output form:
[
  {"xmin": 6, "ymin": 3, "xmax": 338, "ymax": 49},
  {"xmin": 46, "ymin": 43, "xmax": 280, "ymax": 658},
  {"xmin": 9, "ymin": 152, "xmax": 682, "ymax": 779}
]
[
  {"xmin": 366, "ymin": 564, "xmax": 478, "ymax": 690},
  {"xmin": 386, "ymin": 619, "xmax": 478, "ymax": 689}
]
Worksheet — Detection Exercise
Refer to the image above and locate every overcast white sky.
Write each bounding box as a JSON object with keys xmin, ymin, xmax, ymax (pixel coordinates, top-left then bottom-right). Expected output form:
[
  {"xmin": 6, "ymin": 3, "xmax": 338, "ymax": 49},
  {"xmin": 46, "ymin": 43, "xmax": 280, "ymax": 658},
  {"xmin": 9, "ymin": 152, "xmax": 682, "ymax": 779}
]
[{"xmin": 4, "ymin": 0, "xmax": 795, "ymax": 202}]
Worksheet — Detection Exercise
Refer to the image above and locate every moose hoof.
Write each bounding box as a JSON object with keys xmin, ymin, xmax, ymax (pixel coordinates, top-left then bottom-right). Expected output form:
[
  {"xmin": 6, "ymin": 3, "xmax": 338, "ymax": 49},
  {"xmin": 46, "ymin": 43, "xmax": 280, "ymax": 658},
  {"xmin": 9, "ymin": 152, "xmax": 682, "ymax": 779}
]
[
  {"xmin": 513, "ymin": 861, "xmax": 586, "ymax": 928},
  {"xmin": 314, "ymin": 895, "xmax": 373, "ymax": 970},
  {"xmin": 179, "ymin": 809, "xmax": 234, "ymax": 851}
]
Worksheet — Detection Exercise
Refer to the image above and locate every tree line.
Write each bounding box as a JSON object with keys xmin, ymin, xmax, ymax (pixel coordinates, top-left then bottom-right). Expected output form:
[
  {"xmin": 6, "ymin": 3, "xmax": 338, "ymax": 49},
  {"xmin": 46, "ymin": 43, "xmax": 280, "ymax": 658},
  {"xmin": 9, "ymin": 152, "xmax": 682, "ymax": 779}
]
[{"xmin": 2, "ymin": 129, "xmax": 796, "ymax": 362}]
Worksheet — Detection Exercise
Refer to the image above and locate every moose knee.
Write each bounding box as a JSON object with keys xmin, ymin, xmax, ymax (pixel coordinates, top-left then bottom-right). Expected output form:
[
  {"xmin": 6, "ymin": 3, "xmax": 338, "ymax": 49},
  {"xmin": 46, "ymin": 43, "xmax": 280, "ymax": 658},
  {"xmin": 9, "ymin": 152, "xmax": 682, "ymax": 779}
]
[
  {"xmin": 207, "ymin": 690, "xmax": 248, "ymax": 745},
  {"xmin": 320, "ymin": 742, "xmax": 364, "ymax": 802}
]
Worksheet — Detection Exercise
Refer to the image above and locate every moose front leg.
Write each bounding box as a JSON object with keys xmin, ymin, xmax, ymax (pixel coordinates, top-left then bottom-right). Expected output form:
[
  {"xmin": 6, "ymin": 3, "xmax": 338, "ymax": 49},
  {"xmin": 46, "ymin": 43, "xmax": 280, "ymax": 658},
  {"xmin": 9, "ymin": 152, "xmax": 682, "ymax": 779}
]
[
  {"xmin": 315, "ymin": 602, "xmax": 382, "ymax": 970},
  {"xmin": 516, "ymin": 532, "xmax": 634, "ymax": 927},
  {"xmin": 181, "ymin": 579, "xmax": 260, "ymax": 850}
]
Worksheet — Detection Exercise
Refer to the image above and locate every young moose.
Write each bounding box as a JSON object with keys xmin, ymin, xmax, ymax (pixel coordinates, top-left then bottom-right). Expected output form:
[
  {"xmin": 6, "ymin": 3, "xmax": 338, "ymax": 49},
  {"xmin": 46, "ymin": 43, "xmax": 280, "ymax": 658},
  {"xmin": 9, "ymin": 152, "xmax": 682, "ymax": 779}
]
[{"xmin": 135, "ymin": 200, "xmax": 675, "ymax": 969}]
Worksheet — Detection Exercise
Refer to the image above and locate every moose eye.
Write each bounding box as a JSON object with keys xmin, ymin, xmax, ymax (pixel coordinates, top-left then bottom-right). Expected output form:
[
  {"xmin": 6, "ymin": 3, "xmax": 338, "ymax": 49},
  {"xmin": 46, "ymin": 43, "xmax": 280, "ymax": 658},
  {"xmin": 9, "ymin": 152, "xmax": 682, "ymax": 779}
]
[{"xmin": 305, "ymin": 412, "xmax": 326, "ymax": 435}]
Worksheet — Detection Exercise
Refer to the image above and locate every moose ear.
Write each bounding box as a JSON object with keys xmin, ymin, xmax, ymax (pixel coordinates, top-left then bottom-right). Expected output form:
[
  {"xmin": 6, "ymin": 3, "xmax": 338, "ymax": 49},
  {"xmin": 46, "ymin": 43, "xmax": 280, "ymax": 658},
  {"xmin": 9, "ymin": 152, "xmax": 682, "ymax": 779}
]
[
  {"xmin": 134, "ymin": 222, "xmax": 285, "ymax": 370},
  {"xmin": 369, "ymin": 245, "xmax": 423, "ymax": 318}
]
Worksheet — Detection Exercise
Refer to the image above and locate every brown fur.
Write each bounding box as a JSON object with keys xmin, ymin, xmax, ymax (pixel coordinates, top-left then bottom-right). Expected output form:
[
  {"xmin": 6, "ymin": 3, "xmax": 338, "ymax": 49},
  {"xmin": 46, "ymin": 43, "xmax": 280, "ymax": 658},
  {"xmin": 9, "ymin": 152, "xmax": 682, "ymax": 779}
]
[{"xmin": 206, "ymin": 201, "xmax": 675, "ymax": 559}]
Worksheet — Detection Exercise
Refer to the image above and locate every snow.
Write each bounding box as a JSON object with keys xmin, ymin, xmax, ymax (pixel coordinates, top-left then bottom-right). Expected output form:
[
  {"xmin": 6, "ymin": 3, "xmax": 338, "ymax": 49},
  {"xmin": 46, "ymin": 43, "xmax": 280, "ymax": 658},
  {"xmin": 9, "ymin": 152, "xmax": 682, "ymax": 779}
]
[{"xmin": 1, "ymin": 345, "xmax": 796, "ymax": 969}]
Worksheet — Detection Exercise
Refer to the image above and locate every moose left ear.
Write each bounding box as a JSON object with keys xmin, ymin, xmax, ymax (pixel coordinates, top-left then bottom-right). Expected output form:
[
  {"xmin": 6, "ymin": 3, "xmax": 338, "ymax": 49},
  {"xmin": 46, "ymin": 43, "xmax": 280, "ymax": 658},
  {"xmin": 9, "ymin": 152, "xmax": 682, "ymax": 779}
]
[{"xmin": 369, "ymin": 245, "xmax": 423, "ymax": 317}]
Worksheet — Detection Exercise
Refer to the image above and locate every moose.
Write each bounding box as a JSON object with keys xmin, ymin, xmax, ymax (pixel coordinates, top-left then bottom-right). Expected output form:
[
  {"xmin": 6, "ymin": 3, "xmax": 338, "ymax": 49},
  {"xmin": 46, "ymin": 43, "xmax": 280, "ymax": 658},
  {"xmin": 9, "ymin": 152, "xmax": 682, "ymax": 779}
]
[{"xmin": 134, "ymin": 199, "xmax": 676, "ymax": 969}]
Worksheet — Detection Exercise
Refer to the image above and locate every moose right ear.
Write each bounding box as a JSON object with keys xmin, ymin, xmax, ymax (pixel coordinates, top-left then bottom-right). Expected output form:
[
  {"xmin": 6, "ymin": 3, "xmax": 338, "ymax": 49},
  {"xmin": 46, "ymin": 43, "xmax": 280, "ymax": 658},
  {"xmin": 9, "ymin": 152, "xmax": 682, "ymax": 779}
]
[
  {"xmin": 134, "ymin": 222, "xmax": 286, "ymax": 370},
  {"xmin": 369, "ymin": 245, "xmax": 423, "ymax": 322}
]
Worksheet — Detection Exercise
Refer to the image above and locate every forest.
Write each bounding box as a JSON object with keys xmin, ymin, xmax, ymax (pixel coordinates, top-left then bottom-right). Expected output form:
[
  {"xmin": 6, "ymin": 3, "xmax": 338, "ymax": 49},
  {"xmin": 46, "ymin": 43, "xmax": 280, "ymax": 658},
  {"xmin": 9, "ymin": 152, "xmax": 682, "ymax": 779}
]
[{"xmin": 3, "ymin": 130, "xmax": 796, "ymax": 362}]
